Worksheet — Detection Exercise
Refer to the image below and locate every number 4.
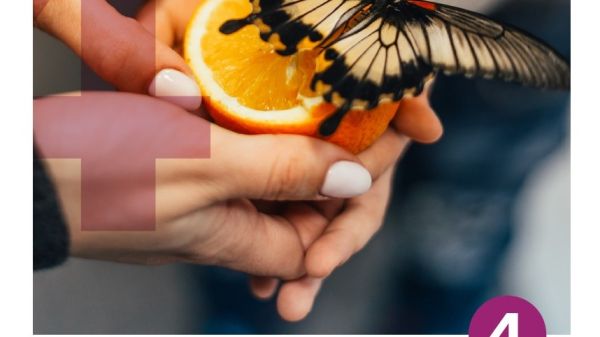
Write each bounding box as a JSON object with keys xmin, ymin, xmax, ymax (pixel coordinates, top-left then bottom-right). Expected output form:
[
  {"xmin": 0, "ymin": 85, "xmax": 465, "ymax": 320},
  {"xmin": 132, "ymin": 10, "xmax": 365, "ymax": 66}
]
[{"xmin": 490, "ymin": 313, "xmax": 519, "ymax": 337}]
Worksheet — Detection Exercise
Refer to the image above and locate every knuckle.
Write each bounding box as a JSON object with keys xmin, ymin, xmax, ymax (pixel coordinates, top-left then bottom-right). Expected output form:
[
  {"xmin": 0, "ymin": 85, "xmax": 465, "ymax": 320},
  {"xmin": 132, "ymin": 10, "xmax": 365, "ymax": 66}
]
[
  {"xmin": 176, "ymin": 202, "xmax": 249, "ymax": 265},
  {"xmin": 265, "ymin": 138, "xmax": 315, "ymax": 199}
]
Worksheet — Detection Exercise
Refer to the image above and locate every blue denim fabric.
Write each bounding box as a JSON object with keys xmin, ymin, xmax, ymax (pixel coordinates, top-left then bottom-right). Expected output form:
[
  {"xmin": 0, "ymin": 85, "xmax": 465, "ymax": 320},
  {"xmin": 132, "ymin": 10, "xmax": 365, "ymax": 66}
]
[
  {"xmin": 381, "ymin": 0, "xmax": 570, "ymax": 333},
  {"xmin": 194, "ymin": 0, "xmax": 570, "ymax": 333}
]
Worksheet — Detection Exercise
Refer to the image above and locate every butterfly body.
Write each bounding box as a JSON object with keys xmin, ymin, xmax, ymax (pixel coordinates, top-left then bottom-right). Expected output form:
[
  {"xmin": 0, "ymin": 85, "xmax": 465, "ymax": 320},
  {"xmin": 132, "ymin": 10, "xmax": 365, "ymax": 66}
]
[{"xmin": 220, "ymin": 0, "xmax": 570, "ymax": 136}]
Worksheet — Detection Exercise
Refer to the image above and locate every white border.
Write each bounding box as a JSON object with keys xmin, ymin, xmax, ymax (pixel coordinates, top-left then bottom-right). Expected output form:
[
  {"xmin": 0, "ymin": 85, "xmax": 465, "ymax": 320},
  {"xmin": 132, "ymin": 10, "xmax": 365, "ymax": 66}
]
[
  {"xmin": 571, "ymin": 0, "xmax": 600, "ymax": 336},
  {"xmin": 2, "ymin": 0, "xmax": 597, "ymax": 336},
  {"xmin": 0, "ymin": 0, "xmax": 33, "ymax": 336}
]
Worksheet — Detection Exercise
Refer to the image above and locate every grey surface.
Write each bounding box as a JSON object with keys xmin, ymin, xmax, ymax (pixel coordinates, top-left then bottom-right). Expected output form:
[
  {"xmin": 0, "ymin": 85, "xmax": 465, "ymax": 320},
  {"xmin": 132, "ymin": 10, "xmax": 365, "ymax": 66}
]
[
  {"xmin": 33, "ymin": 259, "xmax": 202, "ymax": 334},
  {"xmin": 503, "ymin": 142, "xmax": 571, "ymax": 333},
  {"xmin": 33, "ymin": 19, "xmax": 570, "ymax": 334},
  {"xmin": 34, "ymin": 29, "xmax": 80, "ymax": 96}
]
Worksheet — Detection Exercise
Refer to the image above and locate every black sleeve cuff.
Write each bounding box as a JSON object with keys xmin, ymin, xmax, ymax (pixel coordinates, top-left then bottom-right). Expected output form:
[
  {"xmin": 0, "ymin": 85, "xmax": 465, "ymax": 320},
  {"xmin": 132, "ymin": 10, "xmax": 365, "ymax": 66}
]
[{"xmin": 34, "ymin": 147, "xmax": 69, "ymax": 270}]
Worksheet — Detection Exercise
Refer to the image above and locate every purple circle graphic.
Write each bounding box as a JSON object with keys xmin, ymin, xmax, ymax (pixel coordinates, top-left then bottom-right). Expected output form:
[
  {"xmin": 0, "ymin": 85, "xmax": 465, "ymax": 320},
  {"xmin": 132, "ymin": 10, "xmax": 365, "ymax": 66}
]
[{"xmin": 469, "ymin": 295, "xmax": 546, "ymax": 337}]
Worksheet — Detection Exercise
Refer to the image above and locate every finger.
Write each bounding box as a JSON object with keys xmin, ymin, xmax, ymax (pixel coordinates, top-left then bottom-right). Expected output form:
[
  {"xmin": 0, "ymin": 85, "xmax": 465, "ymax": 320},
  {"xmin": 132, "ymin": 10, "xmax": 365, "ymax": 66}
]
[
  {"xmin": 208, "ymin": 129, "xmax": 373, "ymax": 200},
  {"xmin": 137, "ymin": 0, "xmax": 176, "ymax": 47},
  {"xmin": 247, "ymin": 202, "xmax": 330, "ymax": 309},
  {"xmin": 203, "ymin": 199, "xmax": 334, "ymax": 279},
  {"xmin": 392, "ymin": 80, "xmax": 442, "ymax": 143},
  {"xmin": 137, "ymin": 0, "xmax": 199, "ymax": 48},
  {"xmin": 249, "ymin": 276, "xmax": 279, "ymax": 300},
  {"xmin": 392, "ymin": 89, "xmax": 443, "ymax": 143},
  {"xmin": 253, "ymin": 201, "xmax": 335, "ymax": 247},
  {"xmin": 276, "ymin": 276, "xmax": 323, "ymax": 322},
  {"xmin": 190, "ymin": 199, "xmax": 309, "ymax": 279},
  {"xmin": 35, "ymin": 0, "xmax": 201, "ymax": 110},
  {"xmin": 305, "ymin": 167, "xmax": 394, "ymax": 278},
  {"xmin": 247, "ymin": 201, "xmax": 334, "ymax": 308},
  {"xmin": 393, "ymin": 98, "xmax": 443, "ymax": 144},
  {"xmin": 273, "ymin": 203, "xmax": 333, "ymax": 321},
  {"xmin": 311, "ymin": 199, "xmax": 345, "ymax": 220},
  {"xmin": 357, "ymin": 129, "xmax": 411, "ymax": 180}
]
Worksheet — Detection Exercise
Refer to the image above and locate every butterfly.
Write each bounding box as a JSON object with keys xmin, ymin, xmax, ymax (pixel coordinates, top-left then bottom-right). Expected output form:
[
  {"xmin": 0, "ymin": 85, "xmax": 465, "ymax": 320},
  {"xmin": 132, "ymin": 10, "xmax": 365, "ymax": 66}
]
[{"xmin": 220, "ymin": 0, "xmax": 570, "ymax": 136}]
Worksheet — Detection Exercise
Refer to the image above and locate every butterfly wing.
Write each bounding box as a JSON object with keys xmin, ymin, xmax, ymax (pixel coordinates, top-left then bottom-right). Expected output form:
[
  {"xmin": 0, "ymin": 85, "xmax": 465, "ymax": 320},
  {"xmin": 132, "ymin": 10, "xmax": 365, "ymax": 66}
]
[
  {"xmin": 402, "ymin": 0, "xmax": 570, "ymax": 88},
  {"xmin": 312, "ymin": 0, "xmax": 570, "ymax": 109},
  {"xmin": 312, "ymin": 3, "xmax": 434, "ymax": 109},
  {"xmin": 220, "ymin": 0, "xmax": 376, "ymax": 56},
  {"xmin": 220, "ymin": 0, "xmax": 571, "ymax": 135}
]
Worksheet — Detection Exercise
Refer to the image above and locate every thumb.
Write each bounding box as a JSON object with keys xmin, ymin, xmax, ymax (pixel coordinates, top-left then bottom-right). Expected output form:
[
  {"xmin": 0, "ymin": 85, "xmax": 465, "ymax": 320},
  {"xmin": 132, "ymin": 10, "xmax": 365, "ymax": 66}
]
[
  {"xmin": 34, "ymin": 0, "xmax": 201, "ymax": 110},
  {"xmin": 209, "ymin": 128, "xmax": 373, "ymax": 200}
]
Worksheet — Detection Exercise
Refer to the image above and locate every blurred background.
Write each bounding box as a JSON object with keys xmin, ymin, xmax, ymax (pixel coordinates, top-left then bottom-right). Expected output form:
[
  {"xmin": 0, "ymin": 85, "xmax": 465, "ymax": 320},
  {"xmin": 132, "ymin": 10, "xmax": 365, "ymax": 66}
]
[{"xmin": 33, "ymin": 0, "xmax": 570, "ymax": 334}]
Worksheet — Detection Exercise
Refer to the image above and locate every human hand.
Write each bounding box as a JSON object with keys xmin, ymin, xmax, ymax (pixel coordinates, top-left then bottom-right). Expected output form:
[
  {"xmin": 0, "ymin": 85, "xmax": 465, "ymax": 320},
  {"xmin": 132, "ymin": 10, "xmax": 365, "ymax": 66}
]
[
  {"xmin": 136, "ymin": 0, "xmax": 443, "ymax": 143},
  {"xmin": 34, "ymin": 0, "xmax": 202, "ymax": 111},
  {"xmin": 34, "ymin": 91, "xmax": 388, "ymax": 279},
  {"xmin": 245, "ymin": 121, "xmax": 441, "ymax": 321},
  {"xmin": 137, "ymin": 0, "xmax": 443, "ymax": 321},
  {"xmin": 35, "ymin": 0, "xmax": 443, "ymax": 321}
]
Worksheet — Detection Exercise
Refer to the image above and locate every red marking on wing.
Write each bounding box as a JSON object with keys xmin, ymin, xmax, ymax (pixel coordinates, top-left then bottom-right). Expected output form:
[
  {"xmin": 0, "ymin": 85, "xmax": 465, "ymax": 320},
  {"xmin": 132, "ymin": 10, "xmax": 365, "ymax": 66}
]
[{"xmin": 407, "ymin": 0, "xmax": 437, "ymax": 11}]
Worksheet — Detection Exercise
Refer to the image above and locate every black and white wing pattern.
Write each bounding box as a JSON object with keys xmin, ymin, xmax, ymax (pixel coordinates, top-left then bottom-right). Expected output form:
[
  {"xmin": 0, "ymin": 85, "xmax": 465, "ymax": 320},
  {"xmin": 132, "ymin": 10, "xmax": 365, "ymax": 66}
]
[
  {"xmin": 220, "ymin": 0, "xmax": 376, "ymax": 56},
  {"xmin": 403, "ymin": 0, "xmax": 570, "ymax": 89},
  {"xmin": 313, "ymin": 0, "xmax": 570, "ymax": 111},
  {"xmin": 220, "ymin": 0, "xmax": 570, "ymax": 135}
]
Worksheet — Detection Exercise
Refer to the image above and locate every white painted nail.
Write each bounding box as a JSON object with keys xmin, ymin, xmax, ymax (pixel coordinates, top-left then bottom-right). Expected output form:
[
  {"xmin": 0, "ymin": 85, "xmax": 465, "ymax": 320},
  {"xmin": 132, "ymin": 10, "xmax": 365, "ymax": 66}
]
[
  {"xmin": 320, "ymin": 161, "xmax": 372, "ymax": 198},
  {"xmin": 148, "ymin": 69, "xmax": 202, "ymax": 111}
]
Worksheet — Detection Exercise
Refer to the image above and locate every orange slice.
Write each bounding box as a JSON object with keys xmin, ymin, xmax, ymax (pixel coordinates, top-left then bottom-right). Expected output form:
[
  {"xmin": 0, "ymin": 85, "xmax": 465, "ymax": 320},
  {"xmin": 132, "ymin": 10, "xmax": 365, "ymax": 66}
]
[{"xmin": 184, "ymin": 0, "xmax": 399, "ymax": 154}]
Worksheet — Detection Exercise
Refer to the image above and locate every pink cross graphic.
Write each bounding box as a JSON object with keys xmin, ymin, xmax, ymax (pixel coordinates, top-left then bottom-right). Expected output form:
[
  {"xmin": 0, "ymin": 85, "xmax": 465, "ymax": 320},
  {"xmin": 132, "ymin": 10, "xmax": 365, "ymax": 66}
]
[
  {"xmin": 34, "ymin": 93, "xmax": 211, "ymax": 231},
  {"xmin": 34, "ymin": 0, "xmax": 211, "ymax": 231}
]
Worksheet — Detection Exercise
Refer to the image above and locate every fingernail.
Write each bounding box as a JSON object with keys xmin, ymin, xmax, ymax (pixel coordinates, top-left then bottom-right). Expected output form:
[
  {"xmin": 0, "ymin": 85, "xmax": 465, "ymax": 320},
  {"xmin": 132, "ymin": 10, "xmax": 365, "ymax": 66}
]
[
  {"xmin": 320, "ymin": 161, "xmax": 372, "ymax": 198},
  {"xmin": 148, "ymin": 69, "xmax": 202, "ymax": 111}
]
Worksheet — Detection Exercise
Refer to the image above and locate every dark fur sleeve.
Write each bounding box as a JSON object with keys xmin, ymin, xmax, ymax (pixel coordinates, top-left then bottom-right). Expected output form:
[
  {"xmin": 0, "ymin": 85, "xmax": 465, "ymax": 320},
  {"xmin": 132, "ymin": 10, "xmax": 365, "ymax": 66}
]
[{"xmin": 34, "ymin": 147, "xmax": 69, "ymax": 270}]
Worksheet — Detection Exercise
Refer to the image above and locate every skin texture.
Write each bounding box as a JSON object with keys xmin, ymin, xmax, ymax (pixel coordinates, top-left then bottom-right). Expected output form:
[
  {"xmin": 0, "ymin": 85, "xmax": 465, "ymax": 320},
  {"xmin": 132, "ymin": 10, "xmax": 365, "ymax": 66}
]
[
  {"xmin": 37, "ymin": 93, "xmax": 400, "ymax": 277},
  {"xmin": 34, "ymin": 0, "xmax": 444, "ymax": 322},
  {"xmin": 34, "ymin": 0, "xmax": 191, "ymax": 93},
  {"xmin": 140, "ymin": 0, "xmax": 441, "ymax": 321}
]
